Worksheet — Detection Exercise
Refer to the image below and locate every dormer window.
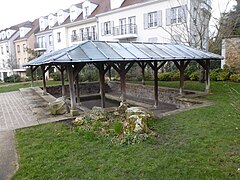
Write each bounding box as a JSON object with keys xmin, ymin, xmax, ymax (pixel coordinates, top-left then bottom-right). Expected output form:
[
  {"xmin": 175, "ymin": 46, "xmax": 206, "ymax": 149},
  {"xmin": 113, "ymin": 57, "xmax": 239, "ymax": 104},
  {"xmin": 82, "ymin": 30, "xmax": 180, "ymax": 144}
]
[
  {"xmin": 57, "ymin": 10, "xmax": 69, "ymax": 25},
  {"xmin": 85, "ymin": 6, "xmax": 89, "ymax": 18},
  {"xmin": 82, "ymin": 0, "xmax": 97, "ymax": 19},
  {"xmin": 48, "ymin": 14, "xmax": 57, "ymax": 28}
]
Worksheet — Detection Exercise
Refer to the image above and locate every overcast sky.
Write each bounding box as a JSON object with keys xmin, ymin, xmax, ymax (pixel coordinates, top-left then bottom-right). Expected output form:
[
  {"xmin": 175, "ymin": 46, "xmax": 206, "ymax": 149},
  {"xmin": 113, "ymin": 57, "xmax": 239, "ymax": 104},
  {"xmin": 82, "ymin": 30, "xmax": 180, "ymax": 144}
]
[{"xmin": 0, "ymin": 0, "xmax": 237, "ymax": 30}]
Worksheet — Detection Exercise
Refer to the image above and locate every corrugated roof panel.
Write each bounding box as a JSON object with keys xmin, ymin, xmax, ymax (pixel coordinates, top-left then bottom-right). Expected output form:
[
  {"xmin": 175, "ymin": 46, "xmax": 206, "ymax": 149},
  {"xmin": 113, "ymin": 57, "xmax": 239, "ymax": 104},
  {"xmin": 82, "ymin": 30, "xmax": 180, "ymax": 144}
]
[
  {"xmin": 93, "ymin": 41, "xmax": 122, "ymax": 59},
  {"xmin": 68, "ymin": 46, "xmax": 89, "ymax": 60},
  {"xmin": 121, "ymin": 42, "xmax": 150, "ymax": 58},
  {"xmin": 144, "ymin": 44, "xmax": 173, "ymax": 59},
  {"xmin": 81, "ymin": 41, "xmax": 106, "ymax": 59},
  {"xmin": 107, "ymin": 42, "xmax": 136, "ymax": 59},
  {"xmin": 165, "ymin": 44, "xmax": 194, "ymax": 59},
  {"xmin": 23, "ymin": 41, "xmax": 223, "ymax": 67},
  {"xmin": 175, "ymin": 45, "xmax": 202, "ymax": 58},
  {"xmin": 134, "ymin": 43, "xmax": 161, "ymax": 59}
]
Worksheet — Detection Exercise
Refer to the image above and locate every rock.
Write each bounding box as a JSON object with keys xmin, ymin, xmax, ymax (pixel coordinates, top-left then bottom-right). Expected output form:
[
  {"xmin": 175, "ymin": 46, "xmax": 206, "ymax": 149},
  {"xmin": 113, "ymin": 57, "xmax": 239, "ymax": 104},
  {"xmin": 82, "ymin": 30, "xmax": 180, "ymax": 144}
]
[
  {"xmin": 48, "ymin": 97, "xmax": 69, "ymax": 115},
  {"xmin": 74, "ymin": 116, "xmax": 85, "ymax": 126},
  {"xmin": 123, "ymin": 107, "xmax": 153, "ymax": 134},
  {"xmin": 117, "ymin": 102, "xmax": 130, "ymax": 113}
]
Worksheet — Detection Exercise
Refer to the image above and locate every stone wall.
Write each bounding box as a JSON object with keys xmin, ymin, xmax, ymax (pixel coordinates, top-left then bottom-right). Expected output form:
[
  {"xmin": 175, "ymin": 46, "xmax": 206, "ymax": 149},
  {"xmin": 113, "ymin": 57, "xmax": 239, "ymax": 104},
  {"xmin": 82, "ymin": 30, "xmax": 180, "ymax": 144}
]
[
  {"xmin": 46, "ymin": 82, "xmax": 111, "ymax": 97},
  {"xmin": 222, "ymin": 37, "xmax": 240, "ymax": 72},
  {"xmin": 108, "ymin": 81, "xmax": 197, "ymax": 108}
]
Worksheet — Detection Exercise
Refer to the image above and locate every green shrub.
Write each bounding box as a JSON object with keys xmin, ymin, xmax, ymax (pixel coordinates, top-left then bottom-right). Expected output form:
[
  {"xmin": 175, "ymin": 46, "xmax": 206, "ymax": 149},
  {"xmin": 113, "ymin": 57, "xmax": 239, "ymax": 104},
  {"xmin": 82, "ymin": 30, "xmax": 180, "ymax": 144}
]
[
  {"xmin": 50, "ymin": 72, "xmax": 61, "ymax": 81},
  {"xmin": 189, "ymin": 71, "xmax": 200, "ymax": 81},
  {"xmin": 170, "ymin": 71, "xmax": 180, "ymax": 81},
  {"xmin": 158, "ymin": 72, "xmax": 171, "ymax": 81},
  {"xmin": 80, "ymin": 68, "xmax": 98, "ymax": 82},
  {"xmin": 210, "ymin": 70, "xmax": 219, "ymax": 81},
  {"xmin": 230, "ymin": 74, "xmax": 240, "ymax": 82},
  {"xmin": 4, "ymin": 74, "xmax": 21, "ymax": 82},
  {"xmin": 217, "ymin": 71, "xmax": 230, "ymax": 81}
]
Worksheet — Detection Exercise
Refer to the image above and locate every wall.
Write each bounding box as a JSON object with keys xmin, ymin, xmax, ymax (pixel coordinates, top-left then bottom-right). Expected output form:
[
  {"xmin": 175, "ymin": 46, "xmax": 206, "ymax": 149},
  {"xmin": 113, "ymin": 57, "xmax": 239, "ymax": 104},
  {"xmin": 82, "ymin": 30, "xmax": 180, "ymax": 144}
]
[
  {"xmin": 46, "ymin": 81, "xmax": 199, "ymax": 108},
  {"xmin": 46, "ymin": 81, "xmax": 111, "ymax": 97},
  {"xmin": 98, "ymin": 0, "xmax": 190, "ymax": 43},
  {"xmin": 221, "ymin": 37, "xmax": 240, "ymax": 72},
  {"xmin": 108, "ymin": 81, "xmax": 197, "ymax": 108}
]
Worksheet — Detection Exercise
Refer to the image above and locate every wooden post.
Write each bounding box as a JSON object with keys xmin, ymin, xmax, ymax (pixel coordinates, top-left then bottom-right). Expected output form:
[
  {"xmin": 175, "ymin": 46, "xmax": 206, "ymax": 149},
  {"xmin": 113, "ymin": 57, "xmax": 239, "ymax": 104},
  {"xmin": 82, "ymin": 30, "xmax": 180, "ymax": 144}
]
[
  {"xmin": 174, "ymin": 61, "xmax": 190, "ymax": 96},
  {"xmin": 179, "ymin": 61, "xmax": 185, "ymax": 96},
  {"xmin": 75, "ymin": 73, "xmax": 80, "ymax": 105},
  {"xmin": 120, "ymin": 70, "xmax": 126, "ymax": 102},
  {"xmin": 41, "ymin": 65, "xmax": 47, "ymax": 95},
  {"xmin": 67, "ymin": 65, "xmax": 78, "ymax": 116},
  {"xmin": 108, "ymin": 67, "xmax": 112, "ymax": 81},
  {"xmin": 153, "ymin": 62, "xmax": 158, "ymax": 108},
  {"xmin": 205, "ymin": 60, "xmax": 210, "ymax": 94},
  {"xmin": 99, "ymin": 64, "xmax": 106, "ymax": 108},
  {"xmin": 148, "ymin": 61, "xmax": 166, "ymax": 108},
  {"xmin": 138, "ymin": 62, "xmax": 147, "ymax": 85},
  {"xmin": 60, "ymin": 68, "xmax": 65, "ymax": 97},
  {"xmin": 109, "ymin": 62, "xmax": 134, "ymax": 103},
  {"xmin": 30, "ymin": 66, "xmax": 34, "ymax": 87}
]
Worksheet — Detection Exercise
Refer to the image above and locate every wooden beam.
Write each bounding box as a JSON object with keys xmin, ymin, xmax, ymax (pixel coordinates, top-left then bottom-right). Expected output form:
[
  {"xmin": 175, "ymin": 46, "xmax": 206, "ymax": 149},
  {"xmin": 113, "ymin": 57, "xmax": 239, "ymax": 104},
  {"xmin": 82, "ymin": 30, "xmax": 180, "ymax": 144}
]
[
  {"xmin": 174, "ymin": 61, "xmax": 191, "ymax": 95},
  {"xmin": 30, "ymin": 66, "xmax": 34, "ymax": 87},
  {"xmin": 205, "ymin": 60, "xmax": 210, "ymax": 94},
  {"xmin": 196, "ymin": 60, "xmax": 206, "ymax": 69},
  {"xmin": 73, "ymin": 63, "xmax": 85, "ymax": 79},
  {"xmin": 67, "ymin": 65, "xmax": 78, "ymax": 116},
  {"xmin": 60, "ymin": 67, "xmax": 65, "ymax": 97},
  {"xmin": 148, "ymin": 61, "xmax": 166, "ymax": 108},
  {"xmin": 94, "ymin": 63, "xmax": 109, "ymax": 108},
  {"xmin": 153, "ymin": 61, "xmax": 159, "ymax": 108},
  {"xmin": 108, "ymin": 62, "xmax": 134, "ymax": 102},
  {"xmin": 179, "ymin": 61, "xmax": 185, "ymax": 96},
  {"xmin": 138, "ymin": 62, "xmax": 148, "ymax": 85},
  {"xmin": 75, "ymin": 73, "xmax": 80, "ymax": 105},
  {"xmin": 41, "ymin": 65, "xmax": 47, "ymax": 95}
]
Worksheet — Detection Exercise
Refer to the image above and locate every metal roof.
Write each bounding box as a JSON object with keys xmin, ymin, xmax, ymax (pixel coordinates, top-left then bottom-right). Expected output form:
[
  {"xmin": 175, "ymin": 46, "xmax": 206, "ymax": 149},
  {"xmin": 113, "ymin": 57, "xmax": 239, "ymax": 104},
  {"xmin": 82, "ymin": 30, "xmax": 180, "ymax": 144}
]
[{"xmin": 24, "ymin": 41, "xmax": 223, "ymax": 66}]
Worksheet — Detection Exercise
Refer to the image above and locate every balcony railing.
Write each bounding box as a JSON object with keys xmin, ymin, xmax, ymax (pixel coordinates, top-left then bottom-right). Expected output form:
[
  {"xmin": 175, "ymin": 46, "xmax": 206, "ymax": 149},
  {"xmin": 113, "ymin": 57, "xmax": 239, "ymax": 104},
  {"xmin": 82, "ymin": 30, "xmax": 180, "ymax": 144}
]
[
  {"xmin": 71, "ymin": 32, "xmax": 97, "ymax": 42},
  {"xmin": 34, "ymin": 42, "xmax": 47, "ymax": 49},
  {"xmin": 113, "ymin": 24, "xmax": 138, "ymax": 37}
]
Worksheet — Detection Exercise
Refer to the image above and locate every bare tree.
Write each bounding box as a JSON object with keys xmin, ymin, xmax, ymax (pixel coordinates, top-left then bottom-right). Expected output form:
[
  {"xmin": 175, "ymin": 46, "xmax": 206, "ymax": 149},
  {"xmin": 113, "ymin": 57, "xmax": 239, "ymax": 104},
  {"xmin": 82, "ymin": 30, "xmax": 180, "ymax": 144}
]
[{"xmin": 6, "ymin": 52, "xmax": 17, "ymax": 82}]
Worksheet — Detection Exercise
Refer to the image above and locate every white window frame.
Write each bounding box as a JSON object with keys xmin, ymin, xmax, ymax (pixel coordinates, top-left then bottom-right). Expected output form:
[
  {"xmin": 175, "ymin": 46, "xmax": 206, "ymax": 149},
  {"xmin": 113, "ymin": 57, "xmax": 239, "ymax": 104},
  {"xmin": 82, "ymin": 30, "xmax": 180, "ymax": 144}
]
[
  {"xmin": 148, "ymin": 12, "xmax": 157, "ymax": 28},
  {"xmin": 104, "ymin": 21, "xmax": 111, "ymax": 35},
  {"xmin": 57, "ymin": 32, "xmax": 61, "ymax": 43}
]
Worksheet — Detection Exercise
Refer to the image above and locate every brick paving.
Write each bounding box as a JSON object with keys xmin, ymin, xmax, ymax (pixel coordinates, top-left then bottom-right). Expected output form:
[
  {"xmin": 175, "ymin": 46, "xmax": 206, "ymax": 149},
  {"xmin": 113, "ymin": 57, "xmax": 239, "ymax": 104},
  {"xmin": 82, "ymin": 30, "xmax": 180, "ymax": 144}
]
[{"xmin": 0, "ymin": 91, "xmax": 38, "ymax": 132}]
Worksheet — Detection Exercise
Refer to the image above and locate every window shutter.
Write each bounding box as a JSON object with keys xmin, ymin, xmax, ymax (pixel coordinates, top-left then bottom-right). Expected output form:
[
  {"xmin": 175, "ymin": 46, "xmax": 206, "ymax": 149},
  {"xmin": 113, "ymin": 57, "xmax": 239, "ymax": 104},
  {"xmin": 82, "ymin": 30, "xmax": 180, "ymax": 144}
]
[
  {"xmin": 166, "ymin": 8, "xmax": 171, "ymax": 26},
  {"xmin": 101, "ymin": 23, "xmax": 104, "ymax": 36},
  {"xmin": 110, "ymin": 21, "xmax": 114, "ymax": 35},
  {"xmin": 157, "ymin": 10, "xmax": 162, "ymax": 27},
  {"xmin": 143, "ymin": 13, "xmax": 148, "ymax": 29}
]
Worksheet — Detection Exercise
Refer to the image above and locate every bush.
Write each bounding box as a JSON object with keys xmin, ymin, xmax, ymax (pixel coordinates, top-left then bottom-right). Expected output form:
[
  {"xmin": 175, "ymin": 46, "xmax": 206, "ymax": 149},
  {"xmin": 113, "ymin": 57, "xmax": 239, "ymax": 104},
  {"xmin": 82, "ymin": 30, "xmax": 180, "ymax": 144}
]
[
  {"xmin": 189, "ymin": 71, "xmax": 200, "ymax": 81},
  {"xmin": 50, "ymin": 72, "xmax": 61, "ymax": 81},
  {"xmin": 217, "ymin": 71, "xmax": 230, "ymax": 81},
  {"xmin": 230, "ymin": 74, "xmax": 240, "ymax": 82},
  {"xmin": 158, "ymin": 72, "xmax": 171, "ymax": 81},
  {"xmin": 4, "ymin": 74, "xmax": 21, "ymax": 82},
  {"xmin": 170, "ymin": 71, "xmax": 180, "ymax": 81},
  {"xmin": 79, "ymin": 68, "xmax": 98, "ymax": 82}
]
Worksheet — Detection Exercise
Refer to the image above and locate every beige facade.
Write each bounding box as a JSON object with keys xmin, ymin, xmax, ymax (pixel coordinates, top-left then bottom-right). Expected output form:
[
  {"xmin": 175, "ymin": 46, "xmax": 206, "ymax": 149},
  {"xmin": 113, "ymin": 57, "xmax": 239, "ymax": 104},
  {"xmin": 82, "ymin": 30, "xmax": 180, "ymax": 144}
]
[
  {"xmin": 14, "ymin": 33, "xmax": 36, "ymax": 78},
  {"xmin": 222, "ymin": 37, "xmax": 240, "ymax": 72}
]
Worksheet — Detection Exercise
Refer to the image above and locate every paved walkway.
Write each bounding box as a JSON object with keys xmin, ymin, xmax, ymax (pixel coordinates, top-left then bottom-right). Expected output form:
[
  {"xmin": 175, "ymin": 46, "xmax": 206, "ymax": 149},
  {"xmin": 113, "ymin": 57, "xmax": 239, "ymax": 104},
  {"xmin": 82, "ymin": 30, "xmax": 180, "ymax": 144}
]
[
  {"xmin": 0, "ymin": 88, "xmax": 73, "ymax": 179},
  {"xmin": 0, "ymin": 91, "xmax": 38, "ymax": 131}
]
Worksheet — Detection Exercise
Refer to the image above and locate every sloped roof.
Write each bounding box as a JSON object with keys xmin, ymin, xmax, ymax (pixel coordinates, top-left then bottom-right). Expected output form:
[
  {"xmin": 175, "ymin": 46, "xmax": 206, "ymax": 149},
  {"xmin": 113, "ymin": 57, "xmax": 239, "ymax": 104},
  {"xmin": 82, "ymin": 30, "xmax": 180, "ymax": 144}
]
[{"xmin": 24, "ymin": 41, "xmax": 223, "ymax": 66}]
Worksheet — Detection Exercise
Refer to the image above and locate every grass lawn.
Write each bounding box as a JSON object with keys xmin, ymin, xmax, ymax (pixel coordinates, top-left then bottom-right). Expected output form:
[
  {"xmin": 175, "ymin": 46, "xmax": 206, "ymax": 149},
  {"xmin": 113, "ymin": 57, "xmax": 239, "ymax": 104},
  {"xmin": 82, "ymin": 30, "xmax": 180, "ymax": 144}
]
[
  {"xmin": 13, "ymin": 81, "xmax": 240, "ymax": 179},
  {"xmin": 0, "ymin": 80, "xmax": 63, "ymax": 93}
]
